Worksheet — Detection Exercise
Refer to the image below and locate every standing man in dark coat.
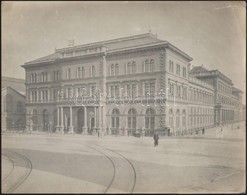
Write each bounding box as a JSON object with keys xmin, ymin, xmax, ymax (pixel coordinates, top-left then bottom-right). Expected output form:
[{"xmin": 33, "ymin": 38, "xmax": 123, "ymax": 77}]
[{"xmin": 153, "ymin": 131, "xmax": 159, "ymax": 146}]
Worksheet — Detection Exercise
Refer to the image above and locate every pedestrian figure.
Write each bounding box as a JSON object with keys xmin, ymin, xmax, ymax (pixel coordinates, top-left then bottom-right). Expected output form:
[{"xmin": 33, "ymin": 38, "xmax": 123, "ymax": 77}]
[
  {"xmin": 202, "ymin": 127, "xmax": 205, "ymax": 134},
  {"xmin": 153, "ymin": 131, "xmax": 159, "ymax": 147},
  {"xmin": 98, "ymin": 130, "xmax": 100, "ymax": 137}
]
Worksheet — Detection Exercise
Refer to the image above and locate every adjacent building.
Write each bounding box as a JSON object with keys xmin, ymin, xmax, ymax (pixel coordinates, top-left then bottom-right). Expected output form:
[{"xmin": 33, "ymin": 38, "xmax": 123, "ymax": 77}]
[
  {"xmin": 1, "ymin": 77, "xmax": 26, "ymax": 131},
  {"xmin": 21, "ymin": 33, "xmax": 243, "ymax": 136}
]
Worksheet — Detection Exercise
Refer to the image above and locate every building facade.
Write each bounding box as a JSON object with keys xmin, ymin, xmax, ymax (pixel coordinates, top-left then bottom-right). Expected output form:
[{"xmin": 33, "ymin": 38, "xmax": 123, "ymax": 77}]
[
  {"xmin": 21, "ymin": 33, "xmax": 243, "ymax": 136},
  {"xmin": 1, "ymin": 87, "xmax": 26, "ymax": 131}
]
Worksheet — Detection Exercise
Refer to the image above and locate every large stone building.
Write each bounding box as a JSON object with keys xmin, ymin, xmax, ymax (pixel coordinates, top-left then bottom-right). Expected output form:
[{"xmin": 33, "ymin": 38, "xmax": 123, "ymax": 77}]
[
  {"xmin": 1, "ymin": 77, "xmax": 26, "ymax": 131},
  {"xmin": 21, "ymin": 33, "xmax": 243, "ymax": 136}
]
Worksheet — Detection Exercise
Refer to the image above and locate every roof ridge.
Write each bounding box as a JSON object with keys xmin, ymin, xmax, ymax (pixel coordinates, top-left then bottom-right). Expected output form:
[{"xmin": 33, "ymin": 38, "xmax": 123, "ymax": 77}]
[
  {"xmin": 2, "ymin": 76, "xmax": 25, "ymax": 82},
  {"xmin": 5, "ymin": 86, "xmax": 26, "ymax": 97},
  {"xmin": 56, "ymin": 32, "xmax": 159, "ymax": 52}
]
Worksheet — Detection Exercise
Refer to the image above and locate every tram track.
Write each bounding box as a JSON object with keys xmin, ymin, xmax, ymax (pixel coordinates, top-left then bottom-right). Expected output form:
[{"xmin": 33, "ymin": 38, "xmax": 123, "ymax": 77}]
[
  {"xmin": 94, "ymin": 144, "xmax": 137, "ymax": 193},
  {"xmin": 81, "ymin": 142, "xmax": 137, "ymax": 193},
  {"xmin": 2, "ymin": 149, "xmax": 33, "ymax": 193},
  {"xmin": 60, "ymin": 138, "xmax": 137, "ymax": 193},
  {"xmin": 81, "ymin": 144, "xmax": 117, "ymax": 193},
  {"xmin": 2, "ymin": 154, "xmax": 15, "ymax": 181}
]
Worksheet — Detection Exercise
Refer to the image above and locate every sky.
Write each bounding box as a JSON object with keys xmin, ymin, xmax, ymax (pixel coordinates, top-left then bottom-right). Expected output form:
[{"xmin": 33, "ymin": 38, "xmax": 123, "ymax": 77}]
[{"xmin": 2, "ymin": 1, "xmax": 246, "ymax": 100}]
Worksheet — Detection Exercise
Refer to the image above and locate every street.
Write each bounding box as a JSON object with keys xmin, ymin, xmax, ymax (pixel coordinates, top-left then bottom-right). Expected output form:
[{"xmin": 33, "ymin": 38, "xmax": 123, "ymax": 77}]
[{"xmin": 1, "ymin": 127, "xmax": 246, "ymax": 193}]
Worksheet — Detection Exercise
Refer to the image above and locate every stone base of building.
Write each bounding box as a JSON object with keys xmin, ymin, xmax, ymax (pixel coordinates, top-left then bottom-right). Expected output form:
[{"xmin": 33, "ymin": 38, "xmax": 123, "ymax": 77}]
[
  {"xmin": 68, "ymin": 126, "xmax": 74, "ymax": 134},
  {"xmin": 83, "ymin": 127, "xmax": 88, "ymax": 135}
]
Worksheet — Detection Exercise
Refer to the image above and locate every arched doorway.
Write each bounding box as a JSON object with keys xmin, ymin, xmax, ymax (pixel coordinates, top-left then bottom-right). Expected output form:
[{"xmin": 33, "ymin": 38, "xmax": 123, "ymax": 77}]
[
  {"xmin": 128, "ymin": 108, "xmax": 137, "ymax": 135},
  {"xmin": 43, "ymin": 109, "xmax": 49, "ymax": 131},
  {"xmin": 77, "ymin": 108, "xmax": 84, "ymax": 134},
  {"xmin": 33, "ymin": 109, "xmax": 38, "ymax": 130},
  {"xmin": 16, "ymin": 119, "xmax": 23, "ymax": 131},
  {"xmin": 53, "ymin": 109, "xmax": 57, "ymax": 132},
  {"xmin": 89, "ymin": 111, "xmax": 95, "ymax": 135}
]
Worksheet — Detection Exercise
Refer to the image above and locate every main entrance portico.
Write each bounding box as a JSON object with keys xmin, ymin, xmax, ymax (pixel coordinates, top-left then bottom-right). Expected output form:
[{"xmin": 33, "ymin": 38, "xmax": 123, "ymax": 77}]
[{"xmin": 55, "ymin": 105, "xmax": 103, "ymax": 135}]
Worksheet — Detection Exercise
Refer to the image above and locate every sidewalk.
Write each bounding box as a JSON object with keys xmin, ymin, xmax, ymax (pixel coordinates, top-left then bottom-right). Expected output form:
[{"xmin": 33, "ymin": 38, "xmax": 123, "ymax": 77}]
[{"xmin": 2, "ymin": 123, "xmax": 245, "ymax": 141}]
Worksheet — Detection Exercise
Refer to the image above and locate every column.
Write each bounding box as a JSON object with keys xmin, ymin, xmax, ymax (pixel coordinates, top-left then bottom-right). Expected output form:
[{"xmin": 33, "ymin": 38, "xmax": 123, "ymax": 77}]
[
  {"xmin": 93, "ymin": 106, "xmax": 97, "ymax": 134},
  {"xmin": 60, "ymin": 106, "xmax": 64, "ymax": 133},
  {"xmin": 68, "ymin": 106, "xmax": 74, "ymax": 133},
  {"xmin": 83, "ymin": 106, "xmax": 88, "ymax": 134},
  {"xmin": 98, "ymin": 106, "xmax": 101, "ymax": 130},
  {"xmin": 56, "ymin": 107, "xmax": 60, "ymax": 132},
  {"xmin": 28, "ymin": 110, "xmax": 33, "ymax": 132}
]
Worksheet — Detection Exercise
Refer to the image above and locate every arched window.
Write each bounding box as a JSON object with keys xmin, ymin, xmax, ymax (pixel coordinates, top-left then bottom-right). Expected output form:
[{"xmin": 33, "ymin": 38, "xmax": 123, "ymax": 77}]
[
  {"xmin": 128, "ymin": 108, "xmax": 137, "ymax": 129},
  {"xmin": 115, "ymin": 64, "xmax": 119, "ymax": 75},
  {"xmin": 111, "ymin": 109, "xmax": 120, "ymax": 129},
  {"xmin": 34, "ymin": 73, "xmax": 37, "ymax": 83},
  {"xmin": 16, "ymin": 101, "xmax": 24, "ymax": 113},
  {"xmin": 77, "ymin": 67, "xmax": 84, "ymax": 78},
  {"xmin": 145, "ymin": 108, "xmax": 155, "ymax": 129},
  {"xmin": 145, "ymin": 60, "xmax": 149, "ymax": 72},
  {"xmin": 81, "ymin": 67, "xmax": 85, "ymax": 78},
  {"xmin": 111, "ymin": 64, "xmax": 115, "ymax": 76},
  {"xmin": 67, "ymin": 68, "xmax": 71, "ymax": 79},
  {"xmin": 176, "ymin": 109, "xmax": 180, "ymax": 128},
  {"xmin": 30, "ymin": 74, "xmax": 33, "ymax": 83},
  {"xmin": 115, "ymin": 85, "xmax": 119, "ymax": 98},
  {"xmin": 182, "ymin": 110, "xmax": 186, "ymax": 130},
  {"xmin": 41, "ymin": 72, "xmax": 44, "ymax": 82},
  {"xmin": 132, "ymin": 61, "xmax": 136, "ymax": 73},
  {"xmin": 44, "ymin": 72, "xmax": 48, "ymax": 82},
  {"xmin": 91, "ymin": 66, "xmax": 96, "ymax": 77},
  {"xmin": 150, "ymin": 59, "xmax": 155, "ymax": 72},
  {"xmin": 6, "ymin": 94, "xmax": 12, "ymax": 113},
  {"xmin": 169, "ymin": 109, "xmax": 173, "ymax": 127},
  {"xmin": 127, "ymin": 62, "xmax": 132, "ymax": 74}
]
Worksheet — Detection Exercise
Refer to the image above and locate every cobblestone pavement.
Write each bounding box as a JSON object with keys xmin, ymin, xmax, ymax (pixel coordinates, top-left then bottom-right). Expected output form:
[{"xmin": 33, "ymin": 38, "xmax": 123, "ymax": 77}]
[{"xmin": 1, "ymin": 125, "xmax": 246, "ymax": 193}]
